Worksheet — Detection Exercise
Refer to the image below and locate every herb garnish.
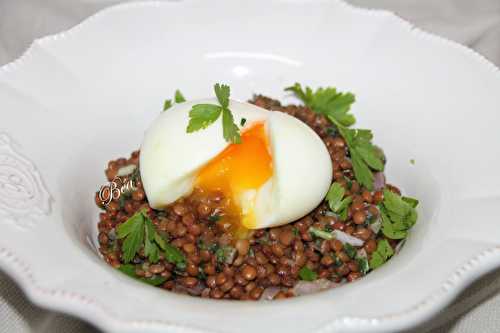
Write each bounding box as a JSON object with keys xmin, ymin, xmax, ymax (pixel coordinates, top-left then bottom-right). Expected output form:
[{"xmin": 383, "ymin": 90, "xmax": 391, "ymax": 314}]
[
  {"xmin": 343, "ymin": 243, "xmax": 356, "ymax": 259},
  {"xmin": 337, "ymin": 128, "xmax": 384, "ymax": 190},
  {"xmin": 285, "ymin": 83, "xmax": 356, "ymax": 127},
  {"xmin": 309, "ymin": 227, "xmax": 334, "ymax": 240},
  {"xmin": 285, "ymin": 83, "xmax": 384, "ymax": 190},
  {"xmin": 357, "ymin": 257, "xmax": 370, "ymax": 274},
  {"xmin": 402, "ymin": 196, "xmax": 419, "ymax": 208},
  {"xmin": 298, "ymin": 266, "xmax": 318, "ymax": 281},
  {"xmin": 369, "ymin": 239, "xmax": 394, "ymax": 269},
  {"xmin": 116, "ymin": 209, "xmax": 186, "ymax": 268},
  {"xmin": 163, "ymin": 89, "xmax": 186, "ymax": 111},
  {"xmin": 215, "ymin": 245, "xmax": 235, "ymax": 264},
  {"xmin": 175, "ymin": 90, "xmax": 186, "ymax": 103},
  {"xmin": 187, "ymin": 83, "xmax": 241, "ymax": 144},
  {"xmin": 380, "ymin": 189, "xmax": 418, "ymax": 240},
  {"xmin": 116, "ymin": 210, "xmax": 146, "ymax": 263},
  {"xmin": 163, "ymin": 242, "xmax": 186, "ymax": 270},
  {"xmin": 208, "ymin": 214, "xmax": 221, "ymax": 222},
  {"xmin": 326, "ymin": 182, "xmax": 352, "ymax": 218}
]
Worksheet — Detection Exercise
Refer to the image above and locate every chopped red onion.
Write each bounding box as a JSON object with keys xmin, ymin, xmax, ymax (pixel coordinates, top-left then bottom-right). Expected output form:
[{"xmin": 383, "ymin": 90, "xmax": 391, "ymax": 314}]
[
  {"xmin": 332, "ymin": 230, "xmax": 364, "ymax": 246},
  {"xmin": 292, "ymin": 279, "xmax": 340, "ymax": 296},
  {"xmin": 373, "ymin": 172, "xmax": 386, "ymax": 191},
  {"xmin": 260, "ymin": 287, "xmax": 281, "ymax": 300},
  {"xmin": 173, "ymin": 283, "xmax": 205, "ymax": 296},
  {"xmin": 395, "ymin": 239, "xmax": 406, "ymax": 254},
  {"xmin": 357, "ymin": 248, "xmax": 368, "ymax": 259},
  {"xmin": 369, "ymin": 218, "xmax": 382, "ymax": 234}
]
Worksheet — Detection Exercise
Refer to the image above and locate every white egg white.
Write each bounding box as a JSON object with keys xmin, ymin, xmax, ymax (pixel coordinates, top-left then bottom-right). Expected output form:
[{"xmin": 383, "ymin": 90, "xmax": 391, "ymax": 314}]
[{"xmin": 140, "ymin": 99, "xmax": 332, "ymax": 229}]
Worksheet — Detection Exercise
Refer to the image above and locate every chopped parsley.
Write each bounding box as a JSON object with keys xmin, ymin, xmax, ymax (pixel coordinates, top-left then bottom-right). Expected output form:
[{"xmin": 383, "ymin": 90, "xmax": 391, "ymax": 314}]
[
  {"xmin": 380, "ymin": 189, "xmax": 418, "ymax": 240},
  {"xmin": 298, "ymin": 266, "xmax": 318, "ymax": 281},
  {"xmin": 240, "ymin": 118, "xmax": 247, "ymax": 126},
  {"xmin": 208, "ymin": 214, "xmax": 221, "ymax": 222},
  {"xmin": 326, "ymin": 182, "xmax": 344, "ymax": 211},
  {"xmin": 187, "ymin": 83, "xmax": 241, "ymax": 144},
  {"xmin": 357, "ymin": 257, "xmax": 370, "ymax": 274},
  {"xmin": 163, "ymin": 89, "xmax": 186, "ymax": 111},
  {"xmin": 309, "ymin": 227, "xmax": 334, "ymax": 240},
  {"xmin": 343, "ymin": 243, "xmax": 356, "ymax": 259},
  {"xmin": 369, "ymin": 239, "xmax": 394, "ymax": 269},
  {"xmin": 215, "ymin": 245, "xmax": 235, "ymax": 263},
  {"xmin": 174, "ymin": 89, "xmax": 186, "ymax": 103},
  {"xmin": 326, "ymin": 182, "xmax": 352, "ymax": 218}
]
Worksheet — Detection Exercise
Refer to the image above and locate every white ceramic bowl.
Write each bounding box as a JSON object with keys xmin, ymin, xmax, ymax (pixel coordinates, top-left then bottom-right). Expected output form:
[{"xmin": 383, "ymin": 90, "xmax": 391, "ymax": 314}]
[{"xmin": 1, "ymin": 1, "xmax": 499, "ymax": 332}]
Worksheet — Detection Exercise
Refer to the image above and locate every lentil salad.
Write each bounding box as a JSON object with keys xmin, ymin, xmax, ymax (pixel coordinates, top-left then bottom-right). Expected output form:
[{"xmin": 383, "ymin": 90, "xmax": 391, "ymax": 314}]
[{"xmin": 95, "ymin": 84, "xmax": 419, "ymax": 300}]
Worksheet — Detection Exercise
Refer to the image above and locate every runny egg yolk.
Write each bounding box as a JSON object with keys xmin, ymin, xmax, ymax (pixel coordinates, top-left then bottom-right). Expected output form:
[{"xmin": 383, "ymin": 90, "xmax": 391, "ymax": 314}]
[{"xmin": 195, "ymin": 122, "xmax": 272, "ymax": 235}]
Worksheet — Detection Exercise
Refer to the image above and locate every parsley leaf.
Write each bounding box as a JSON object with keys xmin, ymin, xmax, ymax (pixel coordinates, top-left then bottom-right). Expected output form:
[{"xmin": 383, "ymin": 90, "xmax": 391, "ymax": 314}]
[
  {"xmin": 222, "ymin": 107, "xmax": 241, "ymax": 144},
  {"xmin": 286, "ymin": 83, "xmax": 383, "ymax": 190},
  {"xmin": 325, "ymin": 182, "xmax": 352, "ymax": 219},
  {"xmin": 298, "ymin": 266, "xmax": 318, "ymax": 281},
  {"xmin": 402, "ymin": 196, "xmax": 419, "ymax": 208},
  {"xmin": 186, "ymin": 104, "xmax": 222, "ymax": 133},
  {"xmin": 369, "ymin": 239, "xmax": 394, "ymax": 269},
  {"xmin": 326, "ymin": 182, "xmax": 345, "ymax": 212},
  {"xmin": 116, "ymin": 210, "xmax": 145, "ymax": 263},
  {"xmin": 164, "ymin": 243, "xmax": 186, "ymax": 270},
  {"xmin": 187, "ymin": 83, "xmax": 241, "ymax": 143},
  {"xmin": 285, "ymin": 83, "xmax": 356, "ymax": 127},
  {"xmin": 381, "ymin": 189, "xmax": 418, "ymax": 239},
  {"xmin": 117, "ymin": 209, "xmax": 184, "ymax": 265},
  {"xmin": 144, "ymin": 215, "xmax": 160, "ymax": 263},
  {"xmin": 174, "ymin": 89, "xmax": 186, "ymax": 103},
  {"xmin": 214, "ymin": 83, "xmax": 230, "ymax": 109},
  {"xmin": 336, "ymin": 126, "xmax": 384, "ymax": 190},
  {"xmin": 240, "ymin": 118, "xmax": 247, "ymax": 127}
]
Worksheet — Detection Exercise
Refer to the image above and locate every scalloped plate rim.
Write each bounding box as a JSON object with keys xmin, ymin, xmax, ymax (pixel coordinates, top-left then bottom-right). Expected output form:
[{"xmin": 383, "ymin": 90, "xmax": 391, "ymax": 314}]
[{"xmin": 1, "ymin": 1, "xmax": 500, "ymax": 332}]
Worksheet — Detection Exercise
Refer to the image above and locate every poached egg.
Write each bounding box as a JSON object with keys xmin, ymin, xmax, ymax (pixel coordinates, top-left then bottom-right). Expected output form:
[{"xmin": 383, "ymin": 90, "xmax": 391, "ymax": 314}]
[{"xmin": 140, "ymin": 99, "xmax": 332, "ymax": 231}]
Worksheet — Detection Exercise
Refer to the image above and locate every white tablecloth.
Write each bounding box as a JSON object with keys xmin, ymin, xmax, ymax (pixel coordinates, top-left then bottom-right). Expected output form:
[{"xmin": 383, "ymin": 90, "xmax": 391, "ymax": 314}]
[{"xmin": 1, "ymin": 1, "xmax": 499, "ymax": 332}]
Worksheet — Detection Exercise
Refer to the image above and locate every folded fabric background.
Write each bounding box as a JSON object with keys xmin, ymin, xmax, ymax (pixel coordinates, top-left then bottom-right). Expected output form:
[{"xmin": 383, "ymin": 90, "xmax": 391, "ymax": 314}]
[{"xmin": 0, "ymin": 0, "xmax": 499, "ymax": 332}]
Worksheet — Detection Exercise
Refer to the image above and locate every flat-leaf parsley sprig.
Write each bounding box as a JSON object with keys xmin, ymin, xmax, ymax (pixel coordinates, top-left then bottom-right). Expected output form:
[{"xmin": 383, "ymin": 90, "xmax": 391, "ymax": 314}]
[
  {"xmin": 116, "ymin": 209, "xmax": 186, "ymax": 268},
  {"xmin": 285, "ymin": 83, "xmax": 384, "ymax": 190},
  {"xmin": 186, "ymin": 83, "xmax": 241, "ymax": 144}
]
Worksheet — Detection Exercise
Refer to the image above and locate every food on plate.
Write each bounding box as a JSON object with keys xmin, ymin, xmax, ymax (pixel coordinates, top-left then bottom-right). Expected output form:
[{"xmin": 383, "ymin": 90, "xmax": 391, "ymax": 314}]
[{"xmin": 95, "ymin": 83, "xmax": 419, "ymax": 300}]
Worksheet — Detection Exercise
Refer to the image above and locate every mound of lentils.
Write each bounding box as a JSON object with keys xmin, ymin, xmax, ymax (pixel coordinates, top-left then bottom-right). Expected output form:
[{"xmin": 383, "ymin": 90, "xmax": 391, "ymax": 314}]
[{"xmin": 95, "ymin": 95, "xmax": 403, "ymax": 300}]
